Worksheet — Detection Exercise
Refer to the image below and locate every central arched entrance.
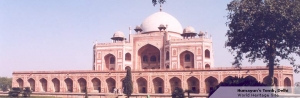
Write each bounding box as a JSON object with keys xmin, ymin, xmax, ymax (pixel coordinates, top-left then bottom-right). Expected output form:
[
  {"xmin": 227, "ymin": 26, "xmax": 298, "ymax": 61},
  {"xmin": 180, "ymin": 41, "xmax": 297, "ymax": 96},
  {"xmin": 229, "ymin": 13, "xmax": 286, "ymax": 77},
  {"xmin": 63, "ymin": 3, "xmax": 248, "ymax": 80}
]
[{"xmin": 138, "ymin": 44, "xmax": 160, "ymax": 69}]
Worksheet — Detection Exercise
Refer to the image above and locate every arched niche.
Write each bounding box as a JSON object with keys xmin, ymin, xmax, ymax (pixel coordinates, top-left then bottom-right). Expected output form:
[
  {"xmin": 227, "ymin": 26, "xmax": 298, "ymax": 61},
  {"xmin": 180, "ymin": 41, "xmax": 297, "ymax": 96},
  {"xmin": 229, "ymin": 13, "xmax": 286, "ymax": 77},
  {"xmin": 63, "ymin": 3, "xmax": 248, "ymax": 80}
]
[
  {"xmin": 205, "ymin": 49, "xmax": 210, "ymax": 58},
  {"xmin": 28, "ymin": 78, "xmax": 35, "ymax": 92},
  {"xmin": 153, "ymin": 77, "xmax": 164, "ymax": 93},
  {"xmin": 179, "ymin": 51, "xmax": 194, "ymax": 68},
  {"xmin": 52, "ymin": 78, "xmax": 60, "ymax": 92},
  {"xmin": 125, "ymin": 53, "xmax": 131, "ymax": 61},
  {"xmin": 104, "ymin": 54, "xmax": 116, "ymax": 70},
  {"xmin": 169, "ymin": 77, "xmax": 182, "ymax": 92},
  {"xmin": 205, "ymin": 76, "xmax": 218, "ymax": 93},
  {"xmin": 91, "ymin": 78, "xmax": 101, "ymax": 93}
]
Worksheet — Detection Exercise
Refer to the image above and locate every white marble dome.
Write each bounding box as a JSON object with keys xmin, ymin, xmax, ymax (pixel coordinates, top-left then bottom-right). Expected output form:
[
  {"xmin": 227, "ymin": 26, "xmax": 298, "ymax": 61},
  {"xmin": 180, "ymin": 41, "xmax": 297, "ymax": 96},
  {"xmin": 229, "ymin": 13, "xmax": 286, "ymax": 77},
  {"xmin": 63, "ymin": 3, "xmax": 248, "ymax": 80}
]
[
  {"xmin": 141, "ymin": 12, "xmax": 183, "ymax": 33},
  {"xmin": 183, "ymin": 26, "xmax": 195, "ymax": 33},
  {"xmin": 113, "ymin": 31, "xmax": 124, "ymax": 38}
]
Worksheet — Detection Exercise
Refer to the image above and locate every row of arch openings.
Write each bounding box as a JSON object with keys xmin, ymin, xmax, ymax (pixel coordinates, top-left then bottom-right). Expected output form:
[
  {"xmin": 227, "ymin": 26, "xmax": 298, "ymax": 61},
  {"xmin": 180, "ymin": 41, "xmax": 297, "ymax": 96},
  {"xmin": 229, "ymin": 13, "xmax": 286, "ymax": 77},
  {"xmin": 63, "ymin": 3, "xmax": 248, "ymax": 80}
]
[
  {"xmin": 16, "ymin": 76, "xmax": 291, "ymax": 93},
  {"xmin": 16, "ymin": 78, "xmax": 100, "ymax": 93}
]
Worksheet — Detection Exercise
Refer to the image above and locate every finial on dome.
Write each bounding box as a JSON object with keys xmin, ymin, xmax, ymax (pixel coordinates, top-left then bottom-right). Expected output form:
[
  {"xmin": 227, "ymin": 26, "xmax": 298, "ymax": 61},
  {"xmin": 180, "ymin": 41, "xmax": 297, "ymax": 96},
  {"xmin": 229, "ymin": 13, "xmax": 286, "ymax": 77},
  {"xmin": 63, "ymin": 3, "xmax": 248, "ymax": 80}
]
[{"xmin": 160, "ymin": 4, "xmax": 162, "ymax": 12}]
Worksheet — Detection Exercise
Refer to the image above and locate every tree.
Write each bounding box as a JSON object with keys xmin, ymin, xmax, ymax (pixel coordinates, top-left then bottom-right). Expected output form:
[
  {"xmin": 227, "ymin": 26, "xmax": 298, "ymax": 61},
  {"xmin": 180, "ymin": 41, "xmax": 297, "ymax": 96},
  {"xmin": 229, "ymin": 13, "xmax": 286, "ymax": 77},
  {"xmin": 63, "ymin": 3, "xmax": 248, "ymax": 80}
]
[
  {"xmin": 171, "ymin": 87, "xmax": 184, "ymax": 98},
  {"xmin": 208, "ymin": 76, "xmax": 267, "ymax": 97},
  {"xmin": 122, "ymin": 67, "xmax": 133, "ymax": 98},
  {"xmin": 0, "ymin": 77, "xmax": 12, "ymax": 92},
  {"xmin": 22, "ymin": 87, "xmax": 32, "ymax": 97},
  {"xmin": 152, "ymin": 0, "xmax": 166, "ymax": 6},
  {"xmin": 226, "ymin": 0, "xmax": 300, "ymax": 86},
  {"xmin": 8, "ymin": 87, "xmax": 22, "ymax": 97}
]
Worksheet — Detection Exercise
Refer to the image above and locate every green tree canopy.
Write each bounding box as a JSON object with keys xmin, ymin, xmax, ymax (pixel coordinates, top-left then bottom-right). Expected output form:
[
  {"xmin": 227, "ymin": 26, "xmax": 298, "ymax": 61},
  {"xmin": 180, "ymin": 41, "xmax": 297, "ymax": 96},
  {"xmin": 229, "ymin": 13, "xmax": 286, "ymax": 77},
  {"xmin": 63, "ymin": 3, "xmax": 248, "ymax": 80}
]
[
  {"xmin": 122, "ymin": 67, "xmax": 133, "ymax": 98},
  {"xmin": 171, "ymin": 87, "xmax": 184, "ymax": 98},
  {"xmin": 226, "ymin": 0, "xmax": 300, "ymax": 86},
  {"xmin": 0, "ymin": 77, "xmax": 12, "ymax": 91}
]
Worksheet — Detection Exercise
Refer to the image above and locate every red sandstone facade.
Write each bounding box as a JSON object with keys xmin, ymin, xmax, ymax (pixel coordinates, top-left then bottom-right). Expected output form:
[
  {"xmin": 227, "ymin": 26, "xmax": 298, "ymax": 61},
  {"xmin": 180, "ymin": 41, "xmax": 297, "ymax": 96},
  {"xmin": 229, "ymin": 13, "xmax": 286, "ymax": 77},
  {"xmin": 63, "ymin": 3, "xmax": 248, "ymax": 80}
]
[{"xmin": 12, "ymin": 10, "xmax": 294, "ymax": 95}]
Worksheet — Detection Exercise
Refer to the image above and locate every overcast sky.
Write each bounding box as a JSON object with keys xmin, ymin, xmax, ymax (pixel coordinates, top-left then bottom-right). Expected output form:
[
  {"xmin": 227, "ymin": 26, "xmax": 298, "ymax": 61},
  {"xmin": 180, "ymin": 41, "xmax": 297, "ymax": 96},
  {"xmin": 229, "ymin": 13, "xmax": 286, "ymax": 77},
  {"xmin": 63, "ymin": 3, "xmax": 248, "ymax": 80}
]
[{"xmin": 0, "ymin": 0, "xmax": 299, "ymax": 83}]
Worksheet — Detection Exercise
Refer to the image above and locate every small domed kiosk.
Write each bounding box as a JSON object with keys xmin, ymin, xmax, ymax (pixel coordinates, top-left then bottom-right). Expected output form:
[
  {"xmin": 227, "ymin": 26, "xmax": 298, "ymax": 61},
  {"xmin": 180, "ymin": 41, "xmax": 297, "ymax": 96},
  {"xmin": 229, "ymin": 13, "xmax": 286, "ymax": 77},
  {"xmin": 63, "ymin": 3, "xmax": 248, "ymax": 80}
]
[
  {"xmin": 181, "ymin": 26, "xmax": 197, "ymax": 39},
  {"xmin": 111, "ymin": 31, "xmax": 125, "ymax": 42},
  {"xmin": 134, "ymin": 25, "xmax": 143, "ymax": 33}
]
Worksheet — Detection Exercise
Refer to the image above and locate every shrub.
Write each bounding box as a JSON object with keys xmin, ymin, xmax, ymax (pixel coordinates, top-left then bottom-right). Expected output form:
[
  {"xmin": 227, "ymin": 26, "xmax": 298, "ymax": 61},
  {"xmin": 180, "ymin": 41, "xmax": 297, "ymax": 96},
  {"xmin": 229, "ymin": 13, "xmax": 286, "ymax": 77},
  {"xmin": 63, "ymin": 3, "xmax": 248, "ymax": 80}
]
[
  {"xmin": 8, "ymin": 87, "xmax": 22, "ymax": 97},
  {"xmin": 23, "ymin": 87, "xmax": 32, "ymax": 97},
  {"xmin": 171, "ymin": 87, "xmax": 184, "ymax": 98},
  {"xmin": 208, "ymin": 76, "xmax": 267, "ymax": 97}
]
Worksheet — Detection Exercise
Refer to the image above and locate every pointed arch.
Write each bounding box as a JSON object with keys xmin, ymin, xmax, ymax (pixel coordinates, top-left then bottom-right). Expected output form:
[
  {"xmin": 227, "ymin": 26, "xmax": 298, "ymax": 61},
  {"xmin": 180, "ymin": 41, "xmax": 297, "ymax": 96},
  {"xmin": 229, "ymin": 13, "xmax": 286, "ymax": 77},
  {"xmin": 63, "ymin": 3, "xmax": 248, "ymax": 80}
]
[
  {"xmin": 106, "ymin": 78, "xmax": 116, "ymax": 93},
  {"xmin": 153, "ymin": 77, "xmax": 164, "ymax": 93},
  {"xmin": 205, "ymin": 49, "xmax": 210, "ymax": 58},
  {"xmin": 40, "ymin": 78, "xmax": 47, "ymax": 92},
  {"xmin": 263, "ymin": 76, "xmax": 278, "ymax": 86},
  {"xmin": 245, "ymin": 75, "xmax": 257, "ymax": 81},
  {"xmin": 78, "ymin": 78, "xmax": 87, "ymax": 93},
  {"xmin": 284, "ymin": 77, "xmax": 291, "ymax": 87},
  {"xmin": 205, "ymin": 76, "xmax": 218, "ymax": 93},
  {"xmin": 179, "ymin": 51, "xmax": 194, "ymax": 68},
  {"xmin": 64, "ymin": 78, "xmax": 73, "ymax": 92},
  {"xmin": 16, "ymin": 78, "xmax": 24, "ymax": 88},
  {"xmin": 187, "ymin": 77, "xmax": 200, "ymax": 93},
  {"xmin": 104, "ymin": 54, "xmax": 116, "ymax": 70},
  {"xmin": 138, "ymin": 44, "xmax": 160, "ymax": 69},
  {"xmin": 223, "ymin": 76, "xmax": 234, "ymax": 82},
  {"xmin": 125, "ymin": 53, "xmax": 131, "ymax": 61},
  {"xmin": 52, "ymin": 78, "xmax": 60, "ymax": 92},
  {"xmin": 91, "ymin": 78, "xmax": 101, "ymax": 93},
  {"xmin": 28, "ymin": 78, "xmax": 35, "ymax": 92},
  {"xmin": 137, "ymin": 77, "xmax": 148, "ymax": 93},
  {"xmin": 205, "ymin": 64, "xmax": 210, "ymax": 69},
  {"xmin": 125, "ymin": 66, "xmax": 131, "ymax": 70},
  {"xmin": 169, "ymin": 77, "xmax": 182, "ymax": 92}
]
